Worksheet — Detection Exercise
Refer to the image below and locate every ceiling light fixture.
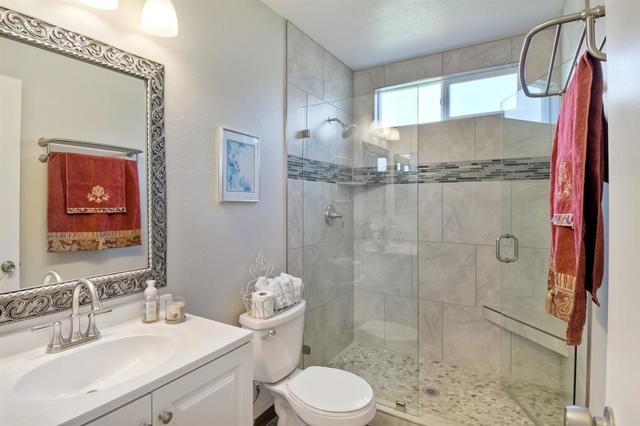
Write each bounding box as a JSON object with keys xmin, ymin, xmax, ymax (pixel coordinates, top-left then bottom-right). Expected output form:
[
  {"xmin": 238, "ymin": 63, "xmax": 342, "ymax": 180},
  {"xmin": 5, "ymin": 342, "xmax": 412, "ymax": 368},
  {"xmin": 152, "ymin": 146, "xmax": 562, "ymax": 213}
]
[
  {"xmin": 78, "ymin": 0, "xmax": 119, "ymax": 10},
  {"xmin": 141, "ymin": 0, "xmax": 179, "ymax": 38}
]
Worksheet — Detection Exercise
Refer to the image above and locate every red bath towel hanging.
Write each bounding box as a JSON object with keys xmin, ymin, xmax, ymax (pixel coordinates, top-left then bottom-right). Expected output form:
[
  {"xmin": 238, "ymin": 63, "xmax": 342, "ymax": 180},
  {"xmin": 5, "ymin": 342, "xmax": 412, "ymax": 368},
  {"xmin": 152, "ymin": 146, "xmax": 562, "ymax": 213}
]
[
  {"xmin": 47, "ymin": 152, "xmax": 142, "ymax": 252},
  {"xmin": 546, "ymin": 52, "xmax": 608, "ymax": 346}
]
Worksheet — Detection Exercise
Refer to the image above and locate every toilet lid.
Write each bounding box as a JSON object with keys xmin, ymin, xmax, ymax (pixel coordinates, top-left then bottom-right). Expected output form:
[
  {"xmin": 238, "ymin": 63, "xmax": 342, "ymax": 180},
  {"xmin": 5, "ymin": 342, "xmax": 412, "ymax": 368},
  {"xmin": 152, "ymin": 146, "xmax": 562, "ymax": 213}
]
[{"xmin": 288, "ymin": 367, "xmax": 374, "ymax": 413}]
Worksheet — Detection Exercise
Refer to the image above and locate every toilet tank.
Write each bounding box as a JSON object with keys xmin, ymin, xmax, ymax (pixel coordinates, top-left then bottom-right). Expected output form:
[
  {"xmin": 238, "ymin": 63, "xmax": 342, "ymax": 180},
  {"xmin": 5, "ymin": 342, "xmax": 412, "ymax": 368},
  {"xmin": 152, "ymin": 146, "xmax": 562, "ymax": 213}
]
[{"xmin": 238, "ymin": 300, "xmax": 306, "ymax": 383}]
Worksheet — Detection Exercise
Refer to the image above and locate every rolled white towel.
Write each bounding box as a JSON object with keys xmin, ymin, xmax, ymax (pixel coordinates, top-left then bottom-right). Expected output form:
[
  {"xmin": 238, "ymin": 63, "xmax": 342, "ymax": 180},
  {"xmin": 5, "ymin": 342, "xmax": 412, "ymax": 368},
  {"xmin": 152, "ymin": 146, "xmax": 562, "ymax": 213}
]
[
  {"xmin": 280, "ymin": 273, "xmax": 303, "ymax": 303},
  {"xmin": 272, "ymin": 276, "xmax": 294, "ymax": 308}
]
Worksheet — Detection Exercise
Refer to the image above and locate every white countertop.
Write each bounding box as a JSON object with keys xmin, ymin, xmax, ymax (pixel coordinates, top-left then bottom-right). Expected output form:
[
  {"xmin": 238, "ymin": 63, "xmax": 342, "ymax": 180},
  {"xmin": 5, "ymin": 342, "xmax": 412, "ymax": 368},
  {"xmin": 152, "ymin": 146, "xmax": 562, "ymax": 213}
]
[{"xmin": 0, "ymin": 313, "xmax": 252, "ymax": 426}]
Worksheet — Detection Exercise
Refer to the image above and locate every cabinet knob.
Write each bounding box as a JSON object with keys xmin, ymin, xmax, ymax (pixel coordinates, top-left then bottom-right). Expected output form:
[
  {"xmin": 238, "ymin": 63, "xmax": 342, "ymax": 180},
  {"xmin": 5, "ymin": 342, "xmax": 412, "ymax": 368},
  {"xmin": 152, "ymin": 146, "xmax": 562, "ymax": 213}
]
[{"xmin": 158, "ymin": 410, "xmax": 173, "ymax": 424}]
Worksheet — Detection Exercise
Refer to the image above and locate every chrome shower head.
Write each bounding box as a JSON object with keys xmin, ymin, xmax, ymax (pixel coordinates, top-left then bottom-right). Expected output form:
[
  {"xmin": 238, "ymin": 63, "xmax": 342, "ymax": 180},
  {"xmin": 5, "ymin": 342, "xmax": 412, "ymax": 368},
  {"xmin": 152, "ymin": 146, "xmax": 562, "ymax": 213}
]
[
  {"xmin": 328, "ymin": 116, "xmax": 358, "ymax": 139},
  {"xmin": 341, "ymin": 124, "xmax": 357, "ymax": 138}
]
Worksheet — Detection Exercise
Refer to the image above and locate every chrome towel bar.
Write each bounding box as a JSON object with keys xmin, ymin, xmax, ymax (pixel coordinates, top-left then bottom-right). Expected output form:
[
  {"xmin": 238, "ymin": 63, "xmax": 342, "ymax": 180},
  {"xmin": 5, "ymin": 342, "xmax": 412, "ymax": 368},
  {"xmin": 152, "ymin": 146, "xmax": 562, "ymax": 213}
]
[{"xmin": 38, "ymin": 137, "xmax": 143, "ymax": 162}]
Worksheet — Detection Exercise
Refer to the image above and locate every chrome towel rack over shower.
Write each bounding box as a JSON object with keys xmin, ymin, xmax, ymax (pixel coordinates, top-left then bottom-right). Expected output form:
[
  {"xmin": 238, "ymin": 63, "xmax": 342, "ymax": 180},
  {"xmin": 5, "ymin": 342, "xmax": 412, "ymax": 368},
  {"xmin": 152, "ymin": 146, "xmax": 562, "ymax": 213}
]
[
  {"xmin": 38, "ymin": 137, "xmax": 143, "ymax": 162},
  {"xmin": 519, "ymin": 0, "xmax": 606, "ymax": 98}
]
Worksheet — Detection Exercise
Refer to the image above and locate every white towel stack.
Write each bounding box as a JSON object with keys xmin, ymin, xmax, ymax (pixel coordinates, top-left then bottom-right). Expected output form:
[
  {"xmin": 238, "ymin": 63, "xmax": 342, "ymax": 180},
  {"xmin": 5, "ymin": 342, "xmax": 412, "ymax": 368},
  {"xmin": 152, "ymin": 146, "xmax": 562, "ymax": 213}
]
[{"xmin": 254, "ymin": 273, "xmax": 303, "ymax": 312}]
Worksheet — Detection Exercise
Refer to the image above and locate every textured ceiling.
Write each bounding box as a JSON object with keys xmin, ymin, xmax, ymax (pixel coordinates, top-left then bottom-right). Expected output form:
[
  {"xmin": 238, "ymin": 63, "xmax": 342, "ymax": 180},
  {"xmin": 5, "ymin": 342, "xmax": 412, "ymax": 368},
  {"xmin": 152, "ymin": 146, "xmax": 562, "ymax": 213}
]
[{"xmin": 262, "ymin": 0, "xmax": 565, "ymax": 70}]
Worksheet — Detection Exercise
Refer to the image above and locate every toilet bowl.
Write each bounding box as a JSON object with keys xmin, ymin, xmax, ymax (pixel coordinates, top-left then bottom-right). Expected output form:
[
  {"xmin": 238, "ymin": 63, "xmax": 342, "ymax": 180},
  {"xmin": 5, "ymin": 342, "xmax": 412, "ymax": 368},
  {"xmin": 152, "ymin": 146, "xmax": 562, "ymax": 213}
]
[{"xmin": 239, "ymin": 300, "xmax": 376, "ymax": 426}]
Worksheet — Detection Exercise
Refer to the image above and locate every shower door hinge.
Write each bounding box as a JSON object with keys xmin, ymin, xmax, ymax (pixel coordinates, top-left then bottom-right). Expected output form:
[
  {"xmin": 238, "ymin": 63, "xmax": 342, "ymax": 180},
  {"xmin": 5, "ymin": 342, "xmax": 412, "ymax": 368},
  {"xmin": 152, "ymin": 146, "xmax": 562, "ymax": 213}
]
[
  {"xmin": 297, "ymin": 129, "xmax": 311, "ymax": 139},
  {"xmin": 302, "ymin": 344, "xmax": 311, "ymax": 355},
  {"xmin": 395, "ymin": 400, "xmax": 407, "ymax": 412}
]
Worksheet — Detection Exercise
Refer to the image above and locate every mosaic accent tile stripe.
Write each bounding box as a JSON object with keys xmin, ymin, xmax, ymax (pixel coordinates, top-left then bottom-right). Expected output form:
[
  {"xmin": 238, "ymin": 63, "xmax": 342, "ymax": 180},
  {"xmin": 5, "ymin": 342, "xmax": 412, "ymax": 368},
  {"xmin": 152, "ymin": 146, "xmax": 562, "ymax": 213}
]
[
  {"xmin": 287, "ymin": 155, "xmax": 352, "ymax": 183},
  {"xmin": 288, "ymin": 155, "xmax": 550, "ymax": 185}
]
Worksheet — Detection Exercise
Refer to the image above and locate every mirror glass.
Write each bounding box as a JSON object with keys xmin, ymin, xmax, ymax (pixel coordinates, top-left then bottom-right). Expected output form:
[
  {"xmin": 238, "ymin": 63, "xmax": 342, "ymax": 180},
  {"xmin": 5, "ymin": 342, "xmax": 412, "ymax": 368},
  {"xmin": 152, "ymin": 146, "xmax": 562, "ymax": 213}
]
[{"xmin": 0, "ymin": 36, "xmax": 148, "ymax": 292}]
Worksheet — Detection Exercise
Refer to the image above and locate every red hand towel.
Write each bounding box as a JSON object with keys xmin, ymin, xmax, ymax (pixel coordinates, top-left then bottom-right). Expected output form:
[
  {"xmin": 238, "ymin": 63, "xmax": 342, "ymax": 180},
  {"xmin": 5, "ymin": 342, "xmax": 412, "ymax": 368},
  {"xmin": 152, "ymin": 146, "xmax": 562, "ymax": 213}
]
[
  {"xmin": 47, "ymin": 152, "xmax": 142, "ymax": 252},
  {"xmin": 64, "ymin": 153, "xmax": 126, "ymax": 214},
  {"xmin": 547, "ymin": 53, "xmax": 608, "ymax": 346}
]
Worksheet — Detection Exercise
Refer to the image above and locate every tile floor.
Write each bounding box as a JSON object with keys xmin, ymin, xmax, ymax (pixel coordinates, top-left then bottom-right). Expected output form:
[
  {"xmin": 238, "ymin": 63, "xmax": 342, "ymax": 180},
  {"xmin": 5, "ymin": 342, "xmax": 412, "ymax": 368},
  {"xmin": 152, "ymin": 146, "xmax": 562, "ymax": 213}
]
[{"xmin": 326, "ymin": 343, "xmax": 566, "ymax": 426}]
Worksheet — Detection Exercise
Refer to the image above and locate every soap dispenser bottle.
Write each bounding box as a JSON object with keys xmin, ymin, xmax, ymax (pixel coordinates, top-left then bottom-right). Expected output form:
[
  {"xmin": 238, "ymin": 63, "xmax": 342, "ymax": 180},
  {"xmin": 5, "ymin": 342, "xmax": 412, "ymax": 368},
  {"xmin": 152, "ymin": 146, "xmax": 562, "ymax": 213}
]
[{"xmin": 142, "ymin": 279, "xmax": 160, "ymax": 323}]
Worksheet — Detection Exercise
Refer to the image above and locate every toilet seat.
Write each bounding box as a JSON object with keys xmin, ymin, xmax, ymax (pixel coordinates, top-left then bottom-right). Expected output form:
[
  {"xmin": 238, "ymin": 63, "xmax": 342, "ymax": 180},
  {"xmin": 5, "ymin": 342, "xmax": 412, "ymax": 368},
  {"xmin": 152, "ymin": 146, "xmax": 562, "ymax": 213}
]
[
  {"xmin": 265, "ymin": 368, "xmax": 376, "ymax": 426},
  {"xmin": 288, "ymin": 367, "xmax": 373, "ymax": 413}
]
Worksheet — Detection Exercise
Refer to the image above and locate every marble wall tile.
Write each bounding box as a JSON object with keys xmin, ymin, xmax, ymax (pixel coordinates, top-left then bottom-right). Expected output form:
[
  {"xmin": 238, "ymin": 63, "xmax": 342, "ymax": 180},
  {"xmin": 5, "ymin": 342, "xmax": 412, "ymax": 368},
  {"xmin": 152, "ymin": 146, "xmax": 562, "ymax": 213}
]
[
  {"xmin": 418, "ymin": 242, "xmax": 476, "ymax": 306},
  {"xmin": 353, "ymin": 94, "xmax": 374, "ymax": 116},
  {"xmin": 287, "ymin": 179, "xmax": 303, "ymax": 249},
  {"xmin": 287, "ymin": 247, "xmax": 303, "ymax": 278},
  {"xmin": 287, "ymin": 83, "xmax": 307, "ymax": 158},
  {"xmin": 354, "ymin": 290, "xmax": 385, "ymax": 348},
  {"xmin": 475, "ymin": 115, "xmax": 502, "ymax": 160},
  {"xmin": 286, "ymin": 22, "xmax": 324, "ymax": 99},
  {"xmin": 323, "ymin": 50, "xmax": 354, "ymax": 105},
  {"xmin": 418, "ymin": 183, "xmax": 443, "ymax": 242},
  {"xmin": 354, "ymin": 66, "xmax": 385, "ymax": 97},
  {"xmin": 443, "ymin": 304, "xmax": 501, "ymax": 374},
  {"xmin": 419, "ymin": 300, "xmax": 444, "ymax": 362},
  {"xmin": 502, "ymin": 118, "xmax": 553, "ymax": 159},
  {"xmin": 324, "ymin": 290, "xmax": 354, "ymax": 362},
  {"xmin": 500, "ymin": 329, "xmax": 512, "ymax": 382},
  {"xmin": 510, "ymin": 335, "xmax": 562, "ymax": 390},
  {"xmin": 303, "ymin": 180, "xmax": 339, "ymax": 246},
  {"xmin": 384, "ymin": 53, "xmax": 443, "ymax": 86},
  {"xmin": 305, "ymin": 99, "xmax": 338, "ymax": 163},
  {"xmin": 385, "ymin": 183, "xmax": 418, "ymax": 241},
  {"xmin": 442, "ymin": 181, "xmax": 506, "ymax": 245},
  {"xmin": 511, "ymin": 180, "xmax": 551, "ymax": 249},
  {"xmin": 353, "ymin": 185, "xmax": 385, "ymax": 239},
  {"xmin": 476, "ymin": 244, "xmax": 501, "ymax": 310},
  {"xmin": 389, "ymin": 125, "xmax": 418, "ymax": 163},
  {"xmin": 354, "ymin": 239, "xmax": 417, "ymax": 298},
  {"xmin": 443, "ymin": 38, "xmax": 512, "ymax": 75},
  {"xmin": 303, "ymin": 305, "xmax": 325, "ymax": 367},
  {"xmin": 303, "ymin": 238, "xmax": 352, "ymax": 308},
  {"xmin": 502, "ymin": 247, "xmax": 549, "ymax": 307},
  {"xmin": 418, "ymin": 118, "xmax": 476, "ymax": 164},
  {"xmin": 384, "ymin": 295, "xmax": 418, "ymax": 355}
]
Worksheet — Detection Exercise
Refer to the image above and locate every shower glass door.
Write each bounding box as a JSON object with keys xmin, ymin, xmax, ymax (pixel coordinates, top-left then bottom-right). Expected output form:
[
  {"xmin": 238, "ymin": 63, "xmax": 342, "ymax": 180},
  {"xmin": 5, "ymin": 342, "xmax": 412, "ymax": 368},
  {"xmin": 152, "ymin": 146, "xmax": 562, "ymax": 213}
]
[{"xmin": 496, "ymin": 97, "xmax": 576, "ymax": 426}]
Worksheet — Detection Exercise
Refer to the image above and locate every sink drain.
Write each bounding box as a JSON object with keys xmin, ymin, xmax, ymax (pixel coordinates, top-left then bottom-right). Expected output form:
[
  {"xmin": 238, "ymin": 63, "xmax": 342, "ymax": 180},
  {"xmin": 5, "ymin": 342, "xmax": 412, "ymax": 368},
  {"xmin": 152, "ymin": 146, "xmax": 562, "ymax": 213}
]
[
  {"xmin": 422, "ymin": 386, "xmax": 440, "ymax": 397},
  {"xmin": 86, "ymin": 389, "xmax": 98, "ymax": 394}
]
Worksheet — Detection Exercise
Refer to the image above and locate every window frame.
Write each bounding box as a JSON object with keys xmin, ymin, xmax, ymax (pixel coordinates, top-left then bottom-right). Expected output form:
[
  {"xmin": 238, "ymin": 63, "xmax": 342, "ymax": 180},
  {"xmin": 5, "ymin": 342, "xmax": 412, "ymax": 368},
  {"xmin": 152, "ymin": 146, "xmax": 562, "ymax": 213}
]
[{"xmin": 374, "ymin": 63, "xmax": 521, "ymax": 126}]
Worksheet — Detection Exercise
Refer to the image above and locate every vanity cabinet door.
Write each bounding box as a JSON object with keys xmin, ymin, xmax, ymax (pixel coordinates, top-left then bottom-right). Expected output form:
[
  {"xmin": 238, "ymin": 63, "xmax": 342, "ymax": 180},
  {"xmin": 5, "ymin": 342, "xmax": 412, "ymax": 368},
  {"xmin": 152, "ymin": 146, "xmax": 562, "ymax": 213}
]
[
  {"xmin": 152, "ymin": 342, "xmax": 253, "ymax": 426},
  {"xmin": 85, "ymin": 394, "xmax": 151, "ymax": 426}
]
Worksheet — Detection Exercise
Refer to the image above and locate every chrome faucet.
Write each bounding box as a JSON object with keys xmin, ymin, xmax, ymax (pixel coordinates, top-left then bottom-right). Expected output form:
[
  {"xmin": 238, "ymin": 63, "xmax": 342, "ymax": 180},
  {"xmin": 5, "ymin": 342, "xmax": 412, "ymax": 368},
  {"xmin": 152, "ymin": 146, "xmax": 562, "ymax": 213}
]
[{"xmin": 32, "ymin": 278, "xmax": 111, "ymax": 353}]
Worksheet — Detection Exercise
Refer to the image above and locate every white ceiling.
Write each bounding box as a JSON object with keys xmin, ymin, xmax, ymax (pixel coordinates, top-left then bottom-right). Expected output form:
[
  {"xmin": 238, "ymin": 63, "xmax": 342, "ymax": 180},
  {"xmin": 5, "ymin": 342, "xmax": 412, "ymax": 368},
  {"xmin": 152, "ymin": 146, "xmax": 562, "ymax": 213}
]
[{"xmin": 261, "ymin": 0, "xmax": 565, "ymax": 70}]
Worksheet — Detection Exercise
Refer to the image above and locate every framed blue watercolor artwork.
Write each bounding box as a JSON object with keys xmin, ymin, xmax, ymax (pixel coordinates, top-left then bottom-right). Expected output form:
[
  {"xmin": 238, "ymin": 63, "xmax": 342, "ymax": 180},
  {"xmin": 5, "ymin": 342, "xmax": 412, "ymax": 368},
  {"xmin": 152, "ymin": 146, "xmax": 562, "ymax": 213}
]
[{"xmin": 216, "ymin": 127, "xmax": 260, "ymax": 202}]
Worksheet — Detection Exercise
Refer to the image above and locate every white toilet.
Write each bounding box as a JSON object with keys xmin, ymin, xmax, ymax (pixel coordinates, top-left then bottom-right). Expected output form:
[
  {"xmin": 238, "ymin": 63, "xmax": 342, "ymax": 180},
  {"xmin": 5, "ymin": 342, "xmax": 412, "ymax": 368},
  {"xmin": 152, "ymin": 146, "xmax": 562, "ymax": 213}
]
[{"xmin": 239, "ymin": 300, "xmax": 376, "ymax": 426}]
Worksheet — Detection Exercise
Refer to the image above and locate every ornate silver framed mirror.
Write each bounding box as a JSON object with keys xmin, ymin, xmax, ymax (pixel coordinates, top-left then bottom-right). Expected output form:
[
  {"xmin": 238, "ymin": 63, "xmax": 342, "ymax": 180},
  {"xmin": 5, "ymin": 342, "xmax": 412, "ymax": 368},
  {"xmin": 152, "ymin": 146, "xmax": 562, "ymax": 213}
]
[{"xmin": 0, "ymin": 6, "xmax": 166, "ymax": 325}]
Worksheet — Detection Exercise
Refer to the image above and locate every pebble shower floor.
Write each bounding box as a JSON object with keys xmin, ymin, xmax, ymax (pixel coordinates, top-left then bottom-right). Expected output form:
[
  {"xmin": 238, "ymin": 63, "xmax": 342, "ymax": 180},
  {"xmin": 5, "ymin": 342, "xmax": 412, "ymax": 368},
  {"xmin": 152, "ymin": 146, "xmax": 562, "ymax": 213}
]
[{"xmin": 327, "ymin": 343, "xmax": 566, "ymax": 426}]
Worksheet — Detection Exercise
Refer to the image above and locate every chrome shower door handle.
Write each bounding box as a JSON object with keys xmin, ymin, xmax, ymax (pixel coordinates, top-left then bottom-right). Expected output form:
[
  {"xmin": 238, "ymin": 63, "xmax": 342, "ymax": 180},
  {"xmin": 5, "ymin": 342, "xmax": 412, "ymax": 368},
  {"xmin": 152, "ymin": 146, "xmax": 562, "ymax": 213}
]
[{"xmin": 496, "ymin": 233, "xmax": 519, "ymax": 263}]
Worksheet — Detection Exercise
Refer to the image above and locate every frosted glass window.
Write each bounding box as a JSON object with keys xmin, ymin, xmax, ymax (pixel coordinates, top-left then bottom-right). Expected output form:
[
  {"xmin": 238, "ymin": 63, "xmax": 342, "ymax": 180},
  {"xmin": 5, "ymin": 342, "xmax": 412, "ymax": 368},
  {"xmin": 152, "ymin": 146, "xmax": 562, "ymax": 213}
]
[
  {"xmin": 418, "ymin": 82, "xmax": 442, "ymax": 123},
  {"xmin": 377, "ymin": 86, "xmax": 417, "ymax": 128},
  {"xmin": 449, "ymin": 73, "xmax": 517, "ymax": 118}
]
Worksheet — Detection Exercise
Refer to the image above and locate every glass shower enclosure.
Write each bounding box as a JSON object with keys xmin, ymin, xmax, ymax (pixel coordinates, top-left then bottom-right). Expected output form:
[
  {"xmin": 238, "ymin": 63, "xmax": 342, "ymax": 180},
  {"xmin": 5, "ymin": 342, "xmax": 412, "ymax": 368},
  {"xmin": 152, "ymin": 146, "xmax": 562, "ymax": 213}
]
[{"xmin": 285, "ymin": 20, "xmax": 576, "ymax": 426}]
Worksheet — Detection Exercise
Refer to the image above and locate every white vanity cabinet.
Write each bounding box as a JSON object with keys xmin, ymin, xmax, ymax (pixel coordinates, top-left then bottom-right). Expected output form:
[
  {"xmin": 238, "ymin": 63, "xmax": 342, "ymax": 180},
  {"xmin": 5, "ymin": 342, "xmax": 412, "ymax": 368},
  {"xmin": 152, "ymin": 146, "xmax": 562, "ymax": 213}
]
[
  {"xmin": 85, "ymin": 395, "xmax": 152, "ymax": 426},
  {"xmin": 84, "ymin": 343, "xmax": 253, "ymax": 426}
]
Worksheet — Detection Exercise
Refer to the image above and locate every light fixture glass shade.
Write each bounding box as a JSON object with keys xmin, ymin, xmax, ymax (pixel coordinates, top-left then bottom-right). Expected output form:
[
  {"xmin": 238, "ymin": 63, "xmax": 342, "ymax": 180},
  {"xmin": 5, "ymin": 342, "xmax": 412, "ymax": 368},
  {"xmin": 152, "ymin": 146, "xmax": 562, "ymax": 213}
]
[
  {"xmin": 141, "ymin": 0, "xmax": 179, "ymax": 37},
  {"xmin": 79, "ymin": 0, "xmax": 119, "ymax": 9}
]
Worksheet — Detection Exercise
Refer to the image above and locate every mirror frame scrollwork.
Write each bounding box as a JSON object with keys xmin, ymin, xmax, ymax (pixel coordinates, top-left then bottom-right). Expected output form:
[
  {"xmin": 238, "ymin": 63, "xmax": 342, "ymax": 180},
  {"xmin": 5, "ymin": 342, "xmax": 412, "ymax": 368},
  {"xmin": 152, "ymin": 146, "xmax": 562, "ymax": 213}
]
[{"xmin": 0, "ymin": 6, "xmax": 167, "ymax": 325}]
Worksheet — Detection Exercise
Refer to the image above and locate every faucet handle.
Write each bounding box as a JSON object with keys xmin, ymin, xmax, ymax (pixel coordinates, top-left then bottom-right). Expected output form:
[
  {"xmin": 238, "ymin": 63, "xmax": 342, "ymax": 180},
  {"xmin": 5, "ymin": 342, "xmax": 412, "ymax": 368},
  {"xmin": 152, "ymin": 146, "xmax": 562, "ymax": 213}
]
[
  {"xmin": 86, "ymin": 308, "xmax": 112, "ymax": 338},
  {"xmin": 31, "ymin": 321, "xmax": 64, "ymax": 352}
]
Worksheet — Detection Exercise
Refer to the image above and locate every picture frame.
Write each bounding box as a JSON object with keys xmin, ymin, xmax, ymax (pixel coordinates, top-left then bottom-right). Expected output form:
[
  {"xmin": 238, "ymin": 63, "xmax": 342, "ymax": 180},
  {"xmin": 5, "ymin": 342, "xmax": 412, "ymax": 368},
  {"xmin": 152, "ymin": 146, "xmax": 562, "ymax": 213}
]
[{"xmin": 216, "ymin": 127, "xmax": 260, "ymax": 202}]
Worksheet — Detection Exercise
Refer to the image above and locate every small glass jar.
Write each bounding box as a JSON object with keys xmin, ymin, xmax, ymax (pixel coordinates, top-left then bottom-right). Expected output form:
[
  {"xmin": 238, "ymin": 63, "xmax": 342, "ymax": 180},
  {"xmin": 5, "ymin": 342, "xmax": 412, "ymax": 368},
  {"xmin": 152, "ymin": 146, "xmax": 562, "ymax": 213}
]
[{"xmin": 165, "ymin": 296, "xmax": 186, "ymax": 324}]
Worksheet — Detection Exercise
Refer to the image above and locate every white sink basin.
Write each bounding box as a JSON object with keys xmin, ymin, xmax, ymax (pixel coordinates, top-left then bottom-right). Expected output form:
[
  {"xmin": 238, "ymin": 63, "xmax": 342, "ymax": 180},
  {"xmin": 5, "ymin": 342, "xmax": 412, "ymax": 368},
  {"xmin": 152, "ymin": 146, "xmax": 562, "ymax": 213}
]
[{"xmin": 14, "ymin": 334, "xmax": 177, "ymax": 401}]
